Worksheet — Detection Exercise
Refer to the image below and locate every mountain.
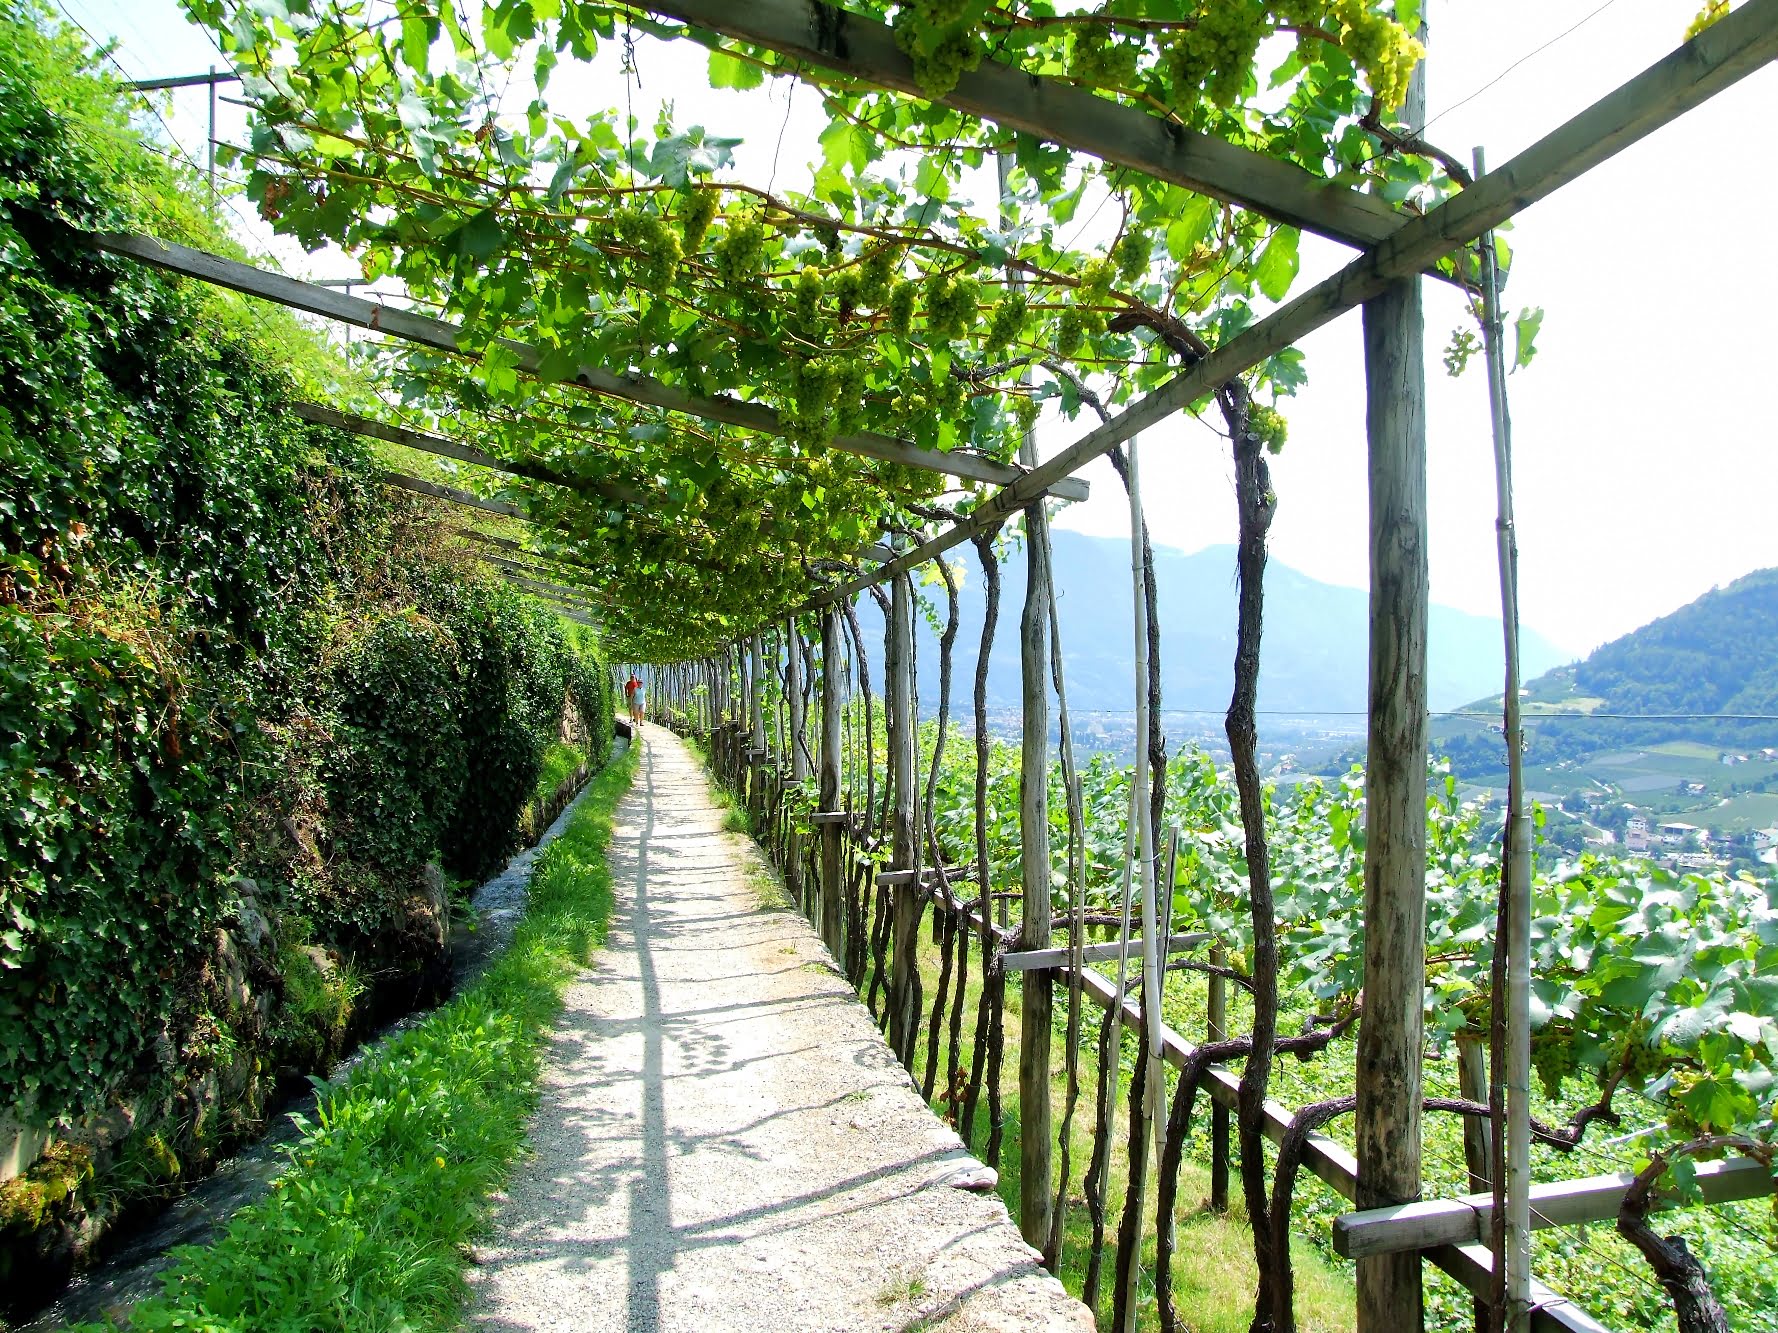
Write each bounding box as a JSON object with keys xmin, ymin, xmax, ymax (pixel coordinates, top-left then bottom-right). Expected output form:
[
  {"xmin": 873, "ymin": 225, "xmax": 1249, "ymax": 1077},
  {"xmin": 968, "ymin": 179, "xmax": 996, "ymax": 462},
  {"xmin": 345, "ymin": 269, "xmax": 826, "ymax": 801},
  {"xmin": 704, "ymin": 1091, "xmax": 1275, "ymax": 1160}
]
[
  {"xmin": 897, "ymin": 530, "xmax": 1567, "ymax": 717},
  {"xmin": 1435, "ymin": 567, "xmax": 1778, "ymax": 779}
]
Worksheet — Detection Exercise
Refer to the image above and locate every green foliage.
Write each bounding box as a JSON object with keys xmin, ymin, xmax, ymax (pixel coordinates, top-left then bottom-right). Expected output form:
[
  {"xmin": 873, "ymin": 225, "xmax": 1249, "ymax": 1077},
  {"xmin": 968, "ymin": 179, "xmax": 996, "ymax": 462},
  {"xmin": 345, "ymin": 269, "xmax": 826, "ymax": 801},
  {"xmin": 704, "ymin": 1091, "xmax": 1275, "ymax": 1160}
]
[
  {"xmin": 79, "ymin": 745, "xmax": 636, "ymax": 1333},
  {"xmin": 324, "ymin": 611, "xmax": 466, "ymax": 879},
  {"xmin": 0, "ymin": 7, "xmax": 617, "ymax": 1135},
  {"xmin": 171, "ymin": 0, "xmax": 1459, "ymax": 661},
  {"xmin": 421, "ymin": 579, "xmax": 575, "ymax": 881}
]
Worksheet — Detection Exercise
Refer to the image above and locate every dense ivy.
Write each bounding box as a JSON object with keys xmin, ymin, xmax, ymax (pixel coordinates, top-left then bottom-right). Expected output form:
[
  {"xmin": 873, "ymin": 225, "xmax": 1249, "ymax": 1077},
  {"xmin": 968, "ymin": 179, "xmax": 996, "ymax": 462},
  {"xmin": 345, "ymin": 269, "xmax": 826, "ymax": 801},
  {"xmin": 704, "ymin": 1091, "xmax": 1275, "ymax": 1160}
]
[{"xmin": 0, "ymin": 8, "xmax": 613, "ymax": 1130}]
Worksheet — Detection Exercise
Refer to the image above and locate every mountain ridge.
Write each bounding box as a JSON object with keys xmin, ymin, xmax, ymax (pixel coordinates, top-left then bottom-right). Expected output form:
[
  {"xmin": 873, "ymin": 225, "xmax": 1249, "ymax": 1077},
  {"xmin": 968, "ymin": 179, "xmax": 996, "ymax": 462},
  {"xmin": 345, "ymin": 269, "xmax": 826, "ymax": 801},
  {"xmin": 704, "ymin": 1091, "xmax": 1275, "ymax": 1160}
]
[{"xmin": 897, "ymin": 530, "xmax": 1568, "ymax": 716}]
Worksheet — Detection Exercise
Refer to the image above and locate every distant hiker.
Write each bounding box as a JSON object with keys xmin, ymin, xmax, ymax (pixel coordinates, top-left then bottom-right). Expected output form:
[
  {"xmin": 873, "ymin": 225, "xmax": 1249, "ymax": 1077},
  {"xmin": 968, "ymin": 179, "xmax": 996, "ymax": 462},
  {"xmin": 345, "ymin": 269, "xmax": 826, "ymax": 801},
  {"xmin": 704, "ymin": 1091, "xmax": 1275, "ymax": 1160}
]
[{"xmin": 624, "ymin": 673, "xmax": 644, "ymax": 724}]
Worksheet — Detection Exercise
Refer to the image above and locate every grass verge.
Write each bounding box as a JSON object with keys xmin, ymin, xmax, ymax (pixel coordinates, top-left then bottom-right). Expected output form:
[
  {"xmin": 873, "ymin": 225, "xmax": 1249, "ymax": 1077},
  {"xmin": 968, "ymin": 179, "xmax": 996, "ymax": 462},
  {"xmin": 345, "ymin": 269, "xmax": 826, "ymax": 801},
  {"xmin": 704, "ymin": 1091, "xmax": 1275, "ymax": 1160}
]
[{"xmin": 89, "ymin": 742, "xmax": 639, "ymax": 1333}]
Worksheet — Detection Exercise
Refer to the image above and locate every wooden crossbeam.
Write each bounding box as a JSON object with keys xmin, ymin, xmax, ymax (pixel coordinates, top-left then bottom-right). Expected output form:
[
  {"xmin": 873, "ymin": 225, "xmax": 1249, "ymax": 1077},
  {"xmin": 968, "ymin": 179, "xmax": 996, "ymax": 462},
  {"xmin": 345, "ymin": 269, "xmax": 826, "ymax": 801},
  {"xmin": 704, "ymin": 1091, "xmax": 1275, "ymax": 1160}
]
[
  {"xmin": 1001, "ymin": 932, "xmax": 1211, "ymax": 974},
  {"xmin": 494, "ymin": 567, "xmax": 603, "ymax": 612},
  {"xmin": 461, "ymin": 528, "xmax": 597, "ymax": 573},
  {"xmin": 1332, "ymin": 1156, "xmax": 1775, "ymax": 1261},
  {"xmin": 636, "ymin": 0, "xmax": 1405, "ymax": 250},
  {"xmin": 384, "ymin": 470, "xmax": 527, "ymax": 520},
  {"xmin": 810, "ymin": 1, "xmax": 1778, "ymax": 610},
  {"xmin": 476, "ymin": 551, "xmax": 603, "ymax": 599},
  {"xmin": 296, "ymin": 401, "xmax": 643, "ymax": 505},
  {"xmin": 87, "ymin": 231, "xmax": 1088, "ymax": 501}
]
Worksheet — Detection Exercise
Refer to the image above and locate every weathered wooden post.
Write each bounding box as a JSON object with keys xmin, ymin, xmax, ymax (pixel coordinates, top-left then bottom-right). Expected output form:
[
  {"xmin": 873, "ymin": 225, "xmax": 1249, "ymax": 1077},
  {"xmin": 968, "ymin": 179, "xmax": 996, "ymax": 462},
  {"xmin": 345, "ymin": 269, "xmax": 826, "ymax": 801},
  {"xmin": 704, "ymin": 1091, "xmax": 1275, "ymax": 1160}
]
[
  {"xmin": 819, "ymin": 604, "xmax": 846, "ymax": 959},
  {"xmin": 887, "ymin": 571, "xmax": 919, "ymax": 1068},
  {"xmin": 1208, "ymin": 944, "xmax": 1230, "ymax": 1212},
  {"xmin": 749, "ymin": 632, "xmax": 767, "ymax": 823},
  {"xmin": 1356, "ymin": 35, "xmax": 1430, "ymax": 1332},
  {"xmin": 785, "ymin": 617, "xmax": 808, "ymax": 913},
  {"xmin": 1019, "ymin": 499, "xmax": 1055, "ymax": 1253}
]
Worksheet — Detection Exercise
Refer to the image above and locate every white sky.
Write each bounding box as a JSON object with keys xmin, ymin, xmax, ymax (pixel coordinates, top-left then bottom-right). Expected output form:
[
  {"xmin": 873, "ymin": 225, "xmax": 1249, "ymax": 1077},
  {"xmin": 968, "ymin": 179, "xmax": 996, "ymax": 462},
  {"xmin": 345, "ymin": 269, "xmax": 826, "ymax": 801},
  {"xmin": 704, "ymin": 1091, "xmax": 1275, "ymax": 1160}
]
[{"xmin": 58, "ymin": 0, "xmax": 1778, "ymax": 660}]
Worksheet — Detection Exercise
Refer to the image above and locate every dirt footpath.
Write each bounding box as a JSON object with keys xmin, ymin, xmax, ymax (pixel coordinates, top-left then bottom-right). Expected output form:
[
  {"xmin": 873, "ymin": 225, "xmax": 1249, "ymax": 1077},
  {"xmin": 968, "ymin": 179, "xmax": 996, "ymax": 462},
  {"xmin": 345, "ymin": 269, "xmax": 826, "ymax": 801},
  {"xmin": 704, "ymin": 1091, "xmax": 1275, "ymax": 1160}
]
[{"xmin": 468, "ymin": 725, "xmax": 1091, "ymax": 1333}]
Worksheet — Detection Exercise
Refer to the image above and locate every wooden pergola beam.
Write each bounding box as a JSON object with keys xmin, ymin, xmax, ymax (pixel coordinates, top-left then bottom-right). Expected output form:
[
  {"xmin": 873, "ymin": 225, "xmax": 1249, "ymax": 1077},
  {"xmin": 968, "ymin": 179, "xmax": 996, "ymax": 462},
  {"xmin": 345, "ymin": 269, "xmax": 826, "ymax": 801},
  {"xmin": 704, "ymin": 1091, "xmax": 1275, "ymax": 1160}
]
[
  {"xmin": 88, "ymin": 231, "xmax": 1088, "ymax": 502},
  {"xmin": 477, "ymin": 551, "xmax": 603, "ymax": 598},
  {"xmin": 297, "ymin": 401, "xmax": 643, "ymax": 505},
  {"xmin": 810, "ymin": 0, "xmax": 1778, "ymax": 608},
  {"xmin": 635, "ymin": 0, "xmax": 1406, "ymax": 250},
  {"xmin": 461, "ymin": 527, "xmax": 597, "ymax": 572},
  {"xmin": 493, "ymin": 566, "xmax": 604, "ymax": 612},
  {"xmin": 384, "ymin": 470, "xmax": 528, "ymax": 521}
]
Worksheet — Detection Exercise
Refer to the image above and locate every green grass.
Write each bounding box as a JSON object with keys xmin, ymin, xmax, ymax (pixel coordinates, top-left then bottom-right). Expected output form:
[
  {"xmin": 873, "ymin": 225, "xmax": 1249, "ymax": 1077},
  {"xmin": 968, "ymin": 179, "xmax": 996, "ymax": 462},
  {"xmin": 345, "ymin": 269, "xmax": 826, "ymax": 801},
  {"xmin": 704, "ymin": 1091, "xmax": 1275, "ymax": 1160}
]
[
  {"xmin": 531, "ymin": 740, "xmax": 587, "ymax": 808},
  {"xmin": 892, "ymin": 927, "xmax": 1356, "ymax": 1333},
  {"xmin": 88, "ymin": 743, "xmax": 639, "ymax": 1333}
]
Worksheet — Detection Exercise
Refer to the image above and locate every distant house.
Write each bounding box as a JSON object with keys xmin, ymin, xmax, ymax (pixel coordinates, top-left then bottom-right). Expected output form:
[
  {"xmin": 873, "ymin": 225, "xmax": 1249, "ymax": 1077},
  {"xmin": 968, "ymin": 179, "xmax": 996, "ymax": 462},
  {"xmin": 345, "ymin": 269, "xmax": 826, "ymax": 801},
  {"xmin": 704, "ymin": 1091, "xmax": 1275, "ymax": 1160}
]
[
  {"xmin": 1754, "ymin": 828, "xmax": 1778, "ymax": 852},
  {"xmin": 1626, "ymin": 817, "xmax": 1651, "ymax": 852}
]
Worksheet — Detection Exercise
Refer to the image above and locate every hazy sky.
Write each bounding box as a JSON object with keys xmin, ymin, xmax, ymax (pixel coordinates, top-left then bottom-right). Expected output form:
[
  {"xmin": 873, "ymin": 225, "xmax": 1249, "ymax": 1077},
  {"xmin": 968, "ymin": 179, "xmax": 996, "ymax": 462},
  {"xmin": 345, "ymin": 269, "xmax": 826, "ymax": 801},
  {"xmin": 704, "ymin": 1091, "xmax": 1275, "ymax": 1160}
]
[{"xmin": 58, "ymin": 0, "xmax": 1778, "ymax": 660}]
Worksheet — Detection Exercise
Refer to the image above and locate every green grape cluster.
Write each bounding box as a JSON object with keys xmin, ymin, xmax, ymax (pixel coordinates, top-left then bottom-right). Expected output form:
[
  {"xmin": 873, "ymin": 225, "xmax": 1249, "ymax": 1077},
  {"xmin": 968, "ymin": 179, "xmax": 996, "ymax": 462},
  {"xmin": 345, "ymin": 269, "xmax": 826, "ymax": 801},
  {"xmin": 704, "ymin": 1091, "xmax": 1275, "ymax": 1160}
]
[
  {"xmin": 1079, "ymin": 257, "xmax": 1116, "ymax": 299},
  {"xmin": 1158, "ymin": 4, "xmax": 1268, "ymax": 108},
  {"xmin": 1067, "ymin": 23, "xmax": 1141, "ymax": 88},
  {"xmin": 1248, "ymin": 400, "xmax": 1288, "ymax": 454},
  {"xmin": 888, "ymin": 279, "xmax": 917, "ymax": 337},
  {"xmin": 1531, "ymin": 1028, "xmax": 1581, "ymax": 1098},
  {"xmin": 1011, "ymin": 393, "xmax": 1039, "ymax": 440},
  {"xmin": 678, "ymin": 187, "xmax": 719, "ymax": 252},
  {"xmin": 922, "ymin": 272, "xmax": 978, "ymax": 342},
  {"xmin": 787, "ymin": 354, "xmax": 871, "ymax": 447},
  {"xmin": 1113, "ymin": 229, "xmax": 1151, "ymax": 284},
  {"xmin": 827, "ymin": 267, "xmax": 862, "ymax": 319},
  {"xmin": 615, "ymin": 207, "xmax": 681, "ymax": 287},
  {"xmin": 791, "ymin": 265, "xmax": 825, "ymax": 329},
  {"xmin": 1056, "ymin": 307, "xmax": 1085, "ymax": 356},
  {"xmin": 891, "ymin": 0, "xmax": 986, "ymax": 98},
  {"xmin": 859, "ymin": 244, "xmax": 900, "ymax": 307},
  {"xmin": 984, "ymin": 293, "xmax": 1026, "ymax": 351},
  {"xmin": 1328, "ymin": 0, "xmax": 1423, "ymax": 110},
  {"xmin": 714, "ymin": 214, "xmax": 768, "ymax": 286},
  {"xmin": 933, "ymin": 369, "xmax": 966, "ymax": 420}
]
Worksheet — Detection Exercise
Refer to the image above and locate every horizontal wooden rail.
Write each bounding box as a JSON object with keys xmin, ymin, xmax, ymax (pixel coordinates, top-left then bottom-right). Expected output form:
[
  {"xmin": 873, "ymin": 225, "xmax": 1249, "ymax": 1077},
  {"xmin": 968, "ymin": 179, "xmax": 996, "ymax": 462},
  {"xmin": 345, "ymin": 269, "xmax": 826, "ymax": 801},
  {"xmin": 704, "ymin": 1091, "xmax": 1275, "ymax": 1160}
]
[
  {"xmin": 1002, "ymin": 932, "xmax": 1210, "ymax": 974},
  {"xmin": 1333, "ymin": 1155, "xmax": 1776, "ymax": 1260},
  {"xmin": 87, "ymin": 231, "xmax": 1087, "ymax": 501},
  {"xmin": 1069, "ymin": 964, "xmax": 1607, "ymax": 1332}
]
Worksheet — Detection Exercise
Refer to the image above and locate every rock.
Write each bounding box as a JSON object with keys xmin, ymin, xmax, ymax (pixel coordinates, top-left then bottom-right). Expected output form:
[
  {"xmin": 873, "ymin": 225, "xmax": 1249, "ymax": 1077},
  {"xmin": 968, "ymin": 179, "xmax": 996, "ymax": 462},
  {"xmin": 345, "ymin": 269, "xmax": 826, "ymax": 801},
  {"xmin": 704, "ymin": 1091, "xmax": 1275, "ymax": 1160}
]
[
  {"xmin": 300, "ymin": 945, "xmax": 336, "ymax": 980},
  {"xmin": 943, "ymin": 1163, "xmax": 999, "ymax": 1194}
]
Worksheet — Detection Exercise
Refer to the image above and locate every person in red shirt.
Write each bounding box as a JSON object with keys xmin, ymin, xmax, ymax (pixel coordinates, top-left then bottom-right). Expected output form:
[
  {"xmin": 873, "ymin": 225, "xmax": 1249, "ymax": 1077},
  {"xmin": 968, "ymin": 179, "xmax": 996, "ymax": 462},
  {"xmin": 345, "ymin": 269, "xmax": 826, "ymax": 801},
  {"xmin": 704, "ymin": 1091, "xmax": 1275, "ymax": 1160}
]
[{"xmin": 624, "ymin": 672, "xmax": 644, "ymax": 725}]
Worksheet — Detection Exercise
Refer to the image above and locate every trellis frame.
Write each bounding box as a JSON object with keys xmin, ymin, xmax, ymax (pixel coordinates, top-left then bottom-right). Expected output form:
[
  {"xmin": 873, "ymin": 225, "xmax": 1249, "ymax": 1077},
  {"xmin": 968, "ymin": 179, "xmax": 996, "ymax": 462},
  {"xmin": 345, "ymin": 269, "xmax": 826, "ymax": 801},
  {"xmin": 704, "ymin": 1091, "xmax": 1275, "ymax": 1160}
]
[{"xmin": 95, "ymin": 6, "xmax": 1778, "ymax": 1330}]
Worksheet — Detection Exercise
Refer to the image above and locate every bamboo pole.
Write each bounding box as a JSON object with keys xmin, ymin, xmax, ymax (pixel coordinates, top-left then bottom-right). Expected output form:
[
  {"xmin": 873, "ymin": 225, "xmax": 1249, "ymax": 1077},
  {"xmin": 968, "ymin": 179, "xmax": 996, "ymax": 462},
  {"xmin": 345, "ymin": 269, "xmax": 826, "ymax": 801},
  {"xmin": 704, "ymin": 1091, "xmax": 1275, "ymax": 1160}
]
[{"xmin": 1475, "ymin": 143, "xmax": 1535, "ymax": 1333}]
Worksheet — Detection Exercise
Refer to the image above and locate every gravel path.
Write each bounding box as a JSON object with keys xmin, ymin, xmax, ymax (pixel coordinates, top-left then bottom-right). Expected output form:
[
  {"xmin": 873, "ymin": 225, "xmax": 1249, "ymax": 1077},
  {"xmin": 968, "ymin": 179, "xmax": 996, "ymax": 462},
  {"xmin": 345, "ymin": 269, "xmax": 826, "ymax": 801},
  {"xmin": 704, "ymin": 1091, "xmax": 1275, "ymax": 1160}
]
[{"xmin": 468, "ymin": 725, "xmax": 1091, "ymax": 1333}]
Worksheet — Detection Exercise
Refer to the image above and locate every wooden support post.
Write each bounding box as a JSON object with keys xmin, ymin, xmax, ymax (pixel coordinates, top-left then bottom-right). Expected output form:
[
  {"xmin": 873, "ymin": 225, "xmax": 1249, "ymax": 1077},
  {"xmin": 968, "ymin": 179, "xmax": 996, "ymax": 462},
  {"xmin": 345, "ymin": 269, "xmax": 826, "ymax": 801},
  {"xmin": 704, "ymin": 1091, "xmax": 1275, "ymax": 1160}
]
[
  {"xmin": 785, "ymin": 618, "xmax": 808, "ymax": 913},
  {"xmin": 750, "ymin": 633, "xmax": 767, "ymax": 821},
  {"xmin": 887, "ymin": 573, "xmax": 919, "ymax": 1066},
  {"xmin": 1208, "ymin": 942, "xmax": 1231, "ymax": 1213},
  {"xmin": 1019, "ymin": 499, "xmax": 1055, "ymax": 1253},
  {"xmin": 819, "ymin": 606, "xmax": 846, "ymax": 960},
  {"xmin": 1356, "ymin": 36, "xmax": 1430, "ymax": 1329}
]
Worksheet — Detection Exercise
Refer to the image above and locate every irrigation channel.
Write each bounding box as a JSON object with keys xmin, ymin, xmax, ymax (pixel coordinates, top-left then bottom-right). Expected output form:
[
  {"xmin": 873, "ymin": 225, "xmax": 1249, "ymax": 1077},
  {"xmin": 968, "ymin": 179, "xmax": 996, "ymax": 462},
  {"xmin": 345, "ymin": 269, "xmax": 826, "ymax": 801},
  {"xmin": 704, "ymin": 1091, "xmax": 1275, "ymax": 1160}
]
[{"xmin": 16, "ymin": 739, "xmax": 625, "ymax": 1333}]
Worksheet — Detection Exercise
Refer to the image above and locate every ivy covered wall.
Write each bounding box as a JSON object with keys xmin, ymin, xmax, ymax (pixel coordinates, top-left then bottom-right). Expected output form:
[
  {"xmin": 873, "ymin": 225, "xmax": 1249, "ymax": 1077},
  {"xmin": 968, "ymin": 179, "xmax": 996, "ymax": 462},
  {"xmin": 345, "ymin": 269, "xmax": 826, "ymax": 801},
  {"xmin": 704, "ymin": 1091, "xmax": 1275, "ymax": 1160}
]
[{"xmin": 0, "ymin": 4, "xmax": 611, "ymax": 1302}]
